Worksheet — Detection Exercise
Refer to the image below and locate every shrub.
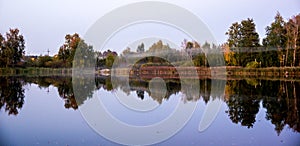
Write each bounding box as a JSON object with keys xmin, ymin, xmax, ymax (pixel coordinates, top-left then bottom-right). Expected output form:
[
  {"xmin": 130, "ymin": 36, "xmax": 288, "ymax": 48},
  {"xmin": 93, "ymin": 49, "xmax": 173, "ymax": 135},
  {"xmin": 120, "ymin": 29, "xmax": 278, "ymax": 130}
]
[{"xmin": 246, "ymin": 61, "xmax": 259, "ymax": 68}]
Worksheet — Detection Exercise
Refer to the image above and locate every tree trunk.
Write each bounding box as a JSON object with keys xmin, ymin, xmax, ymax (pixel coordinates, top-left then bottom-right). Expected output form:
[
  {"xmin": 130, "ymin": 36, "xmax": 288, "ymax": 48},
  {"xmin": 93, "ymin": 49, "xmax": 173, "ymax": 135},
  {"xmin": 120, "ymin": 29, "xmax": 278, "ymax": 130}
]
[
  {"xmin": 285, "ymin": 45, "xmax": 289, "ymax": 67},
  {"xmin": 293, "ymin": 25, "xmax": 298, "ymax": 66}
]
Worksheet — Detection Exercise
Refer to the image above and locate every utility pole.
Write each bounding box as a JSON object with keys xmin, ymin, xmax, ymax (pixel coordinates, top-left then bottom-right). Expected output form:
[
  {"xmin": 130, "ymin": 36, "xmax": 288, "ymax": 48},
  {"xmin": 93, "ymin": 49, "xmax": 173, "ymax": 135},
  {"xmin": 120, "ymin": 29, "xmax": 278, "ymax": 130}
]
[{"xmin": 47, "ymin": 49, "xmax": 50, "ymax": 56}]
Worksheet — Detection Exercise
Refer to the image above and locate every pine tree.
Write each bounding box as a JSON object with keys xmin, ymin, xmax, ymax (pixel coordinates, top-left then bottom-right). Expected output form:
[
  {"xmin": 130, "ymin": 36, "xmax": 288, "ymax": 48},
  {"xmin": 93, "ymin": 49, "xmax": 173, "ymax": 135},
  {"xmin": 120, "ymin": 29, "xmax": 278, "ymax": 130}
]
[
  {"xmin": 225, "ymin": 18, "xmax": 260, "ymax": 66},
  {"xmin": 263, "ymin": 12, "xmax": 286, "ymax": 67}
]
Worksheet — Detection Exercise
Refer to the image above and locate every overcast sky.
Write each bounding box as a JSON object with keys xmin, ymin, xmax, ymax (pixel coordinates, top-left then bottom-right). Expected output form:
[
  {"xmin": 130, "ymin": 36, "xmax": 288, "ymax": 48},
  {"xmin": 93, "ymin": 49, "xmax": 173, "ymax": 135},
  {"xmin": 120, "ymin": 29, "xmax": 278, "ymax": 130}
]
[{"xmin": 0, "ymin": 0, "xmax": 299, "ymax": 55}]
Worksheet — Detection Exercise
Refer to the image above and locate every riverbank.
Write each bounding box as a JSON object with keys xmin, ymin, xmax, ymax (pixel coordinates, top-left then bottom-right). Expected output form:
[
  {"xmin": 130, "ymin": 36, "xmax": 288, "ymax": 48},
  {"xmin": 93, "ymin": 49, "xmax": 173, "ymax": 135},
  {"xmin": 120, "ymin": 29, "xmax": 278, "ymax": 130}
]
[
  {"xmin": 226, "ymin": 66, "xmax": 300, "ymax": 77},
  {"xmin": 0, "ymin": 67, "xmax": 72, "ymax": 76},
  {"xmin": 2, "ymin": 66, "xmax": 300, "ymax": 78},
  {"xmin": 111, "ymin": 66, "xmax": 300, "ymax": 79}
]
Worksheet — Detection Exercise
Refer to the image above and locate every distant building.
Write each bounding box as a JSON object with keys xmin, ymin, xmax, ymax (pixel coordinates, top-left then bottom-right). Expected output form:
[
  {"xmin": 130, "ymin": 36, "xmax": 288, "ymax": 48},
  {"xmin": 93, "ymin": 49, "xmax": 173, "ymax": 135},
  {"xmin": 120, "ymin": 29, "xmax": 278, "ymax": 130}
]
[{"xmin": 23, "ymin": 55, "xmax": 38, "ymax": 62}]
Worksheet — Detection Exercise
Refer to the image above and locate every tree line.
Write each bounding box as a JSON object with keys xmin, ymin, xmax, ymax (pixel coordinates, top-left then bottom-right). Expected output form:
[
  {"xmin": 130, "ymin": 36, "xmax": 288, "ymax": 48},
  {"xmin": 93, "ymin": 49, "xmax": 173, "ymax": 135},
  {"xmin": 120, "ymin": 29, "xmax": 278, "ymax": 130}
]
[
  {"xmin": 26, "ymin": 33, "xmax": 97, "ymax": 68},
  {"xmin": 225, "ymin": 12, "xmax": 300, "ymax": 67},
  {"xmin": 25, "ymin": 33, "xmax": 117, "ymax": 68},
  {"xmin": 106, "ymin": 12, "xmax": 300, "ymax": 68},
  {"xmin": 1, "ymin": 12, "xmax": 299, "ymax": 69}
]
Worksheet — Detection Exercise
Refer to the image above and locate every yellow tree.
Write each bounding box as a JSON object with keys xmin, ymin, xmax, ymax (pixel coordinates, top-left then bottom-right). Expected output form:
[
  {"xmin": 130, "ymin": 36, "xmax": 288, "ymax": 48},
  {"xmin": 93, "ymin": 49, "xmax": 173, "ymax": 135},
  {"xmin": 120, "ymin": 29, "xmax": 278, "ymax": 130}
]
[
  {"xmin": 223, "ymin": 43, "xmax": 236, "ymax": 66},
  {"xmin": 58, "ymin": 33, "xmax": 81, "ymax": 67}
]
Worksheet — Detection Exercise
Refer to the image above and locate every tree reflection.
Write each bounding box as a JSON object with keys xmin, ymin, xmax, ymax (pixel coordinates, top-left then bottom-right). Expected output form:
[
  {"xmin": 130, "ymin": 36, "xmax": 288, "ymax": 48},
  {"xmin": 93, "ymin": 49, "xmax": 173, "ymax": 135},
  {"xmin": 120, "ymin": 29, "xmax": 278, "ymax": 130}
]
[
  {"xmin": 0, "ymin": 77, "xmax": 25, "ymax": 115},
  {"xmin": 109, "ymin": 73, "xmax": 300, "ymax": 135},
  {"xmin": 262, "ymin": 81, "xmax": 300, "ymax": 135},
  {"xmin": 136, "ymin": 90, "xmax": 144, "ymax": 100},
  {"xmin": 225, "ymin": 79, "xmax": 300, "ymax": 134},
  {"xmin": 25, "ymin": 76, "xmax": 79, "ymax": 110},
  {"xmin": 0, "ymin": 74, "xmax": 299, "ymax": 135},
  {"xmin": 263, "ymin": 96, "xmax": 288, "ymax": 135},
  {"xmin": 226, "ymin": 95, "xmax": 260, "ymax": 128},
  {"xmin": 56, "ymin": 77, "xmax": 77, "ymax": 110},
  {"xmin": 225, "ymin": 80, "xmax": 261, "ymax": 128},
  {"xmin": 72, "ymin": 76, "xmax": 95, "ymax": 105}
]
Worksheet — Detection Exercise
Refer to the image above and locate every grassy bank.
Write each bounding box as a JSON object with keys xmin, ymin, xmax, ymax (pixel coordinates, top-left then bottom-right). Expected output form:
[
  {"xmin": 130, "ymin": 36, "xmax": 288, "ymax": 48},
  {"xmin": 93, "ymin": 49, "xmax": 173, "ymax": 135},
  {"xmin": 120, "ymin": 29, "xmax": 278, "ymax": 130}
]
[
  {"xmin": 112, "ymin": 66, "xmax": 300, "ymax": 79},
  {"xmin": 2, "ymin": 66, "xmax": 300, "ymax": 78},
  {"xmin": 0, "ymin": 67, "xmax": 72, "ymax": 76},
  {"xmin": 226, "ymin": 66, "xmax": 300, "ymax": 77}
]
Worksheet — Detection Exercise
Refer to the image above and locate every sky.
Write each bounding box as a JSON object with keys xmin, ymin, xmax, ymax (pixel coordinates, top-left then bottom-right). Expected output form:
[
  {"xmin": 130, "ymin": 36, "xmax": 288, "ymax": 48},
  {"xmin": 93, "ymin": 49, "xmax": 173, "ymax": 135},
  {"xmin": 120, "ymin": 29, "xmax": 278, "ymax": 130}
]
[{"xmin": 0, "ymin": 0, "xmax": 299, "ymax": 55}]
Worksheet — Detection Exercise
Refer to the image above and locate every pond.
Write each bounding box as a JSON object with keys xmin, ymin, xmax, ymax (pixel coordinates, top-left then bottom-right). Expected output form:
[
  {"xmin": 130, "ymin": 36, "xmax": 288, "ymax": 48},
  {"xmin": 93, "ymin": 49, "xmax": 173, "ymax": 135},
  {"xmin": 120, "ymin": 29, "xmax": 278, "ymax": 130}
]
[{"xmin": 0, "ymin": 75, "xmax": 299, "ymax": 145}]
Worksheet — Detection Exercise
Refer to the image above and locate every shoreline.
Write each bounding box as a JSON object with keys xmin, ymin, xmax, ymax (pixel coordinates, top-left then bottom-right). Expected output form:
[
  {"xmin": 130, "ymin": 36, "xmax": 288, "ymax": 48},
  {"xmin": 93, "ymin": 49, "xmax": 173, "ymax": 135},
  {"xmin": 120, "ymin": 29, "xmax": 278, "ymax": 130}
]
[
  {"xmin": 1, "ymin": 66, "xmax": 300, "ymax": 79},
  {"xmin": 0, "ymin": 67, "xmax": 72, "ymax": 76},
  {"xmin": 111, "ymin": 66, "xmax": 300, "ymax": 78}
]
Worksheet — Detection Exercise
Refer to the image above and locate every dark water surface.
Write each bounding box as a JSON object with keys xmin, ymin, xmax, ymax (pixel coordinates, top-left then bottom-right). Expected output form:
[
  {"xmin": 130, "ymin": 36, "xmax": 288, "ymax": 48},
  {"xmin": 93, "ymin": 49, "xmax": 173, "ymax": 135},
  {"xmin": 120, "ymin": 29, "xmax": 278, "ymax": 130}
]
[{"xmin": 0, "ymin": 76, "xmax": 299, "ymax": 145}]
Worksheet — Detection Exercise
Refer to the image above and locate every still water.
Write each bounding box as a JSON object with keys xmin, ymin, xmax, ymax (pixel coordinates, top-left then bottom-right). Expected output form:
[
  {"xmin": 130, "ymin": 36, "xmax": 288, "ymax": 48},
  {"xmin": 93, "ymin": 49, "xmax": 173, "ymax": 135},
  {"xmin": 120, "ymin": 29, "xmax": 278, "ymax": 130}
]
[{"xmin": 0, "ymin": 76, "xmax": 300, "ymax": 145}]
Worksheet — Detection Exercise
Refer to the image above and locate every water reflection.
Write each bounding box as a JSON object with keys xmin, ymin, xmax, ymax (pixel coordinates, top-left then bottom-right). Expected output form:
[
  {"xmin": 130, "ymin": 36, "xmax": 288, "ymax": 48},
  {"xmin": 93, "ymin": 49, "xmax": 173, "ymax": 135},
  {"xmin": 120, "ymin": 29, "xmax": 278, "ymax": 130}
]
[
  {"xmin": 225, "ymin": 79, "xmax": 300, "ymax": 134},
  {"xmin": 25, "ymin": 76, "xmax": 78, "ymax": 110},
  {"xmin": 0, "ymin": 76, "xmax": 299, "ymax": 135},
  {"xmin": 0, "ymin": 77, "xmax": 25, "ymax": 115}
]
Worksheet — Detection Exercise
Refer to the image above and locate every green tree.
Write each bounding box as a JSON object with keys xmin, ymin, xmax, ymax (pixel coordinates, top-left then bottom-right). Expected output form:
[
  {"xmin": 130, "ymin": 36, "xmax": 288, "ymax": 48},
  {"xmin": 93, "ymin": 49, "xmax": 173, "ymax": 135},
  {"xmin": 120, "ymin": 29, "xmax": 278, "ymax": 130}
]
[
  {"xmin": 0, "ymin": 29, "xmax": 25, "ymax": 67},
  {"xmin": 240, "ymin": 18, "xmax": 260, "ymax": 47},
  {"xmin": 263, "ymin": 12, "xmax": 286, "ymax": 48},
  {"xmin": 58, "ymin": 33, "xmax": 81, "ymax": 67},
  {"xmin": 226, "ymin": 19, "xmax": 260, "ymax": 66},
  {"xmin": 226, "ymin": 22, "xmax": 242, "ymax": 66},
  {"xmin": 225, "ymin": 22, "xmax": 241, "ymax": 48},
  {"xmin": 73, "ymin": 40, "xmax": 95, "ymax": 68},
  {"xmin": 37, "ymin": 55, "xmax": 53, "ymax": 67},
  {"xmin": 148, "ymin": 40, "xmax": 170, "ymax": 52},
  {"xmin": 240, "ymin": 19, "xmax": 260, "ymax": 67},
  {"xmin": 137, "ymin": 43, "xmax": 145, "ymax": 53},
  {"xmin": 0, "ymin": 33, "xmax": 5, "ymax": 66},
  {"xmin": 58, "ymin": 44, "xmax": 70, "ymax": 63},
  {"xmin": 263, "ymin": 12, "xmax": 286, "ymax": 67},
  {"xmin": 105, "ymin": 54, "xmax": 116, "ymax": 68}
]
